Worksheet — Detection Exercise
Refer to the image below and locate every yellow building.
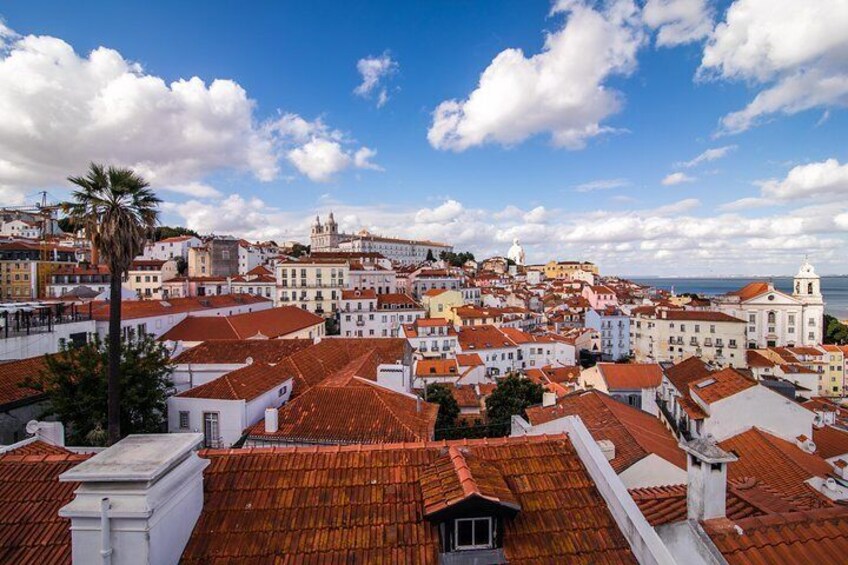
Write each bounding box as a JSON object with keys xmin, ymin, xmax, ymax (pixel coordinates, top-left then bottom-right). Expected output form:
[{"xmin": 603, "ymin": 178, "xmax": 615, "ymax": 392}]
[
  {"xmin": 822, "ymin": 345, "xmax": 845, "ymax": 398},
  {"xmin": 422, "ymin": 289, "xmax": 464, "ymax": 319},
  {"xmin": 543, "ymin": 260, "xmax": 598, "ymax": 280},
  {"xmin": 0, "ymin": 241, "xmax": 77, "ymax": 300}
]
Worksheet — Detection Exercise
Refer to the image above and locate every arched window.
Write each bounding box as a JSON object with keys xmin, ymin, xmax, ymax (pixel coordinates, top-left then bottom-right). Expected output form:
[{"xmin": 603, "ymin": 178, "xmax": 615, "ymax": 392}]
[
  {"xmin": 767, "ymin": 311, "xmax": 776, "ymax": 324},
  {"xmin": 808, "ymin": 282, "xmax": 814, "ymax": 294}
]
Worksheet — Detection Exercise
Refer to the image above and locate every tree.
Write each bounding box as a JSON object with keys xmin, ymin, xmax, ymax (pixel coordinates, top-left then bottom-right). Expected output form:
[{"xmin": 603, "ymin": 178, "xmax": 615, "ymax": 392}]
[
  {"xmin": 26, "ymin": 334, "xmax": 173, "ymax": 446},
  {"xmin": 423, "ymin": 383, "xmax": 460, "ymax": 435},
  {"xmin": 426, "ymin": 249, "xmax": 436, "ymax": 262},
  {"xmin": 825, "ymin": 314, "xmax": 848, "ymax": 345},
  {"xmin": 154, "ymin": 225, "xmax": 199, "ymax": 241},
  {"xmin": 63, "ymin": 164, "xmax": 161, "ymax": 444},
  {"xmin": 485, "ymin": 374, "xmax": 544, "ymax": 436},
  {"xmin": 290, "ymin": 243, "xmax": 310, "ymax": 258},
  {"xmin": 174, "ymin": 255, "xmax": 188, "ymax": 276},
  {"xmin": 439, "ymin": 251, "xmax": 476, "ymax": 267}
]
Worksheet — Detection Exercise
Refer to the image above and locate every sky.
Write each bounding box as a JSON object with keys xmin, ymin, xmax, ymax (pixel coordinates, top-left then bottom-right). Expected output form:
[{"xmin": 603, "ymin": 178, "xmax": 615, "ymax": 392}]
[{"xmin": 1, "ymin": 0, "xmax": 847, "ymax": 276}]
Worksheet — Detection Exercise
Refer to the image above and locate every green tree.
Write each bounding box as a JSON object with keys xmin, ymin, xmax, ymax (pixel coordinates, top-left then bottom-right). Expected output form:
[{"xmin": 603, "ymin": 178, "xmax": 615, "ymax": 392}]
[
  {"xmin": 26, "ymin": 334, "xmax": 174, "ymax": 446},
  {"xmin": 63, "ymin": 164, "xmax": 161, "ymax": 444},
  {"xmin": 485, "ymin": 374, "xmax": 544, "ymax": 436},
  {"xmin": 174, "ymin": 255, "xmax": 188, "ymax": 276},
  {"xmin": 423, "ymin": 383, "xmax": 460, "ymax": 435},
  {"xmin": 290, "ymin": 243, "xmax": 310, "ymax": 258},
  {"xmin": 825, "ymin": 314, "xmax": 848, "ymax": 345},
  {"xmin": 426, "ymin": 249, "xmax": 436, "ymax": 262},
  {"xmin": 439, "ymin": 251, "xmax": 476, "ymax": 267},
  {"xmin": 154, "ymin": 225, "xmax": 199, "ymax": 241}
]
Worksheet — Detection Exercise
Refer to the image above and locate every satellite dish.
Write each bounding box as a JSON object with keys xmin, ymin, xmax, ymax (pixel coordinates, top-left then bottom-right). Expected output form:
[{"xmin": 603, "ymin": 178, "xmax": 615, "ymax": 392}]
[{"xmin": 25, "ymin": 420, "xmax": 40, "ymax": 435}]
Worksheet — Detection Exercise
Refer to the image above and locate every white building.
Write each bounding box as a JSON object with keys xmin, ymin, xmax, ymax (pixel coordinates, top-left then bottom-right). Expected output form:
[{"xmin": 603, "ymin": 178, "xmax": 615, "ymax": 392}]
[
  {"xmin": 0, "ymin": 219, "xmax": 40, "ymax": 239},
  {"xmin": 403, "ymin": 318, "xmax": 458, "ymax": 359},
  {"xmin": 715, "ymin": 259, "xmax": 825, "ymax": 348},
  {"xmin": 276, "ymin": 257, "xmax": 348, "ymax": 317},
  {"xmin": 580, "ymin": 363, "xmax": 663, "ymax": 415},
  {"xmin": 141, "ymin": 235, "xmax": 202, "ymax": 261},
  {"xmin": 631, "ymin": 308, "xmax": 747, "ymax": 368},
  {"xmin": 339, "ymin": 290, "xmax": 425, "ymax": 338},
  {"xmin": 168, "ymin": 363, "xmax": 294, "ymax": 448},
  {"xmin": 125, "ymin": 259, "xmax": 179, "ymax": 300}
]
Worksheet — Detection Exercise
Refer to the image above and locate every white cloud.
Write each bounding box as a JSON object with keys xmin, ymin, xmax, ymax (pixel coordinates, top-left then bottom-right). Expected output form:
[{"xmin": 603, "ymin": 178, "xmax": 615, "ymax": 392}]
[
  {"xmin": 700, "ymin": 0, "xmax": 848, "ymax": 134},
  {"xmin": 414, "ymin": 199, "xmax": 465, "ymax": 224},
  {"xmin": 662, "ymin": 172, "xmax": 696, "ymax": 185},
  {"xmin": 678, "ymin": 145, "xmax": 737, "ymax": 168},
  {"xmin": 758, "ymin": 158, "xmax": 848, "ymax": 201},
  {"xmin": 643, "ymin": 0, "xmax": 713, "ymax": 47},
  {"xmin": 427, "ymin": 0, "xmax": 644, "ymax": 151},
  {"xmin": 354, "ymin": 52, "xmax": 398, "ymax": 108},
  {"xmin": 574, "ymin": 178, "xmax": 630, "ymax": 192},
  {"xmin": 0, "ymin": 23, "xmax": 380, "ymax": 199},
  {"xmin": 165, "ymin": 192, "xmax": 848, "ymax": 275}
]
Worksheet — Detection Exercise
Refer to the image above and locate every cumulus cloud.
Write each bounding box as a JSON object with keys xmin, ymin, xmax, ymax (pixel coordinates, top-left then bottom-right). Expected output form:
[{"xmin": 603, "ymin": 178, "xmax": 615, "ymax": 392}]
[
  {"xmin": 700, "ymin": 0, "xmax": 848, "ymax": 134},
  {"xmin": 354, "ymin": 52, "xmax": 398, "ymax": 107},
  {"xmin": 678, "ymin": 145, "xmax": 737, "ymax": 168},
  {"xmin": 427, "ymin": 0, "xmax": 644, "ymax": 151},
  {"xmin": 758, "ymin": 158, "xmax": 848, "ymax": 201},
  {"xmin": 643, "ymin": 0, "xmax": 713, "ymax": 47},
  {"xmin": 661, "ymin": 172, "xmax": 696, "ymax": 185},
  {"xmin": 164, "ymin": 192, "xmax": 848, "ymax": 275},
  {"xmin": 574, "ymin": 178, "xmax": 630, "ymax": 192},
  {"xmin": 0, "ymin": 23, "xmax": 380, "ymax": 200}
]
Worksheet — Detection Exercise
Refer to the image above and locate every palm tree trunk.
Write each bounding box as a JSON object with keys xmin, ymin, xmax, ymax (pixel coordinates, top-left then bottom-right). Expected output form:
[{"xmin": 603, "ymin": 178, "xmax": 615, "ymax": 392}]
[{"xmin": 107, "ymin": 273, "xmax": 122, "ymax": 445}]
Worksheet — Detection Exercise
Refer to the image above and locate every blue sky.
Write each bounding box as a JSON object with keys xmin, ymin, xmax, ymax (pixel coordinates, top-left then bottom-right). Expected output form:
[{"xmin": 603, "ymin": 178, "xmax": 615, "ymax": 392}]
[{"xmin": 1, "ymin": 1, "xmax": 847, "ymax": 275}]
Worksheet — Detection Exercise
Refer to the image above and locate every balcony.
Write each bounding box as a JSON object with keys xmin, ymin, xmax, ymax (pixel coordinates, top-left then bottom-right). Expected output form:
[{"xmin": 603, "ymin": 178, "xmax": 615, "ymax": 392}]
[
  {"xmin": 656, "ymin": 395, "xmax": 692, "ymax": 441},
  {"xmin": 1, "ymin": 303, "xmax": 93, "ymax": 339}
]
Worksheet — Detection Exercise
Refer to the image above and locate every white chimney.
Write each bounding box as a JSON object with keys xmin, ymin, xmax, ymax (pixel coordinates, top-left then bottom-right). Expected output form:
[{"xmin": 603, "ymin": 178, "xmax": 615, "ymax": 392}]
[
  {"xmin": 680, "ymin": 436, "xmax": 737, "ymax": 521},
  {"xmin": 26, "ymin": 420, "xmax": 65, "ymax": 446},
  {"xmin": 542, "ymin": 391, "xmax": 557, "ymax": 407},
  {"xmin": 59, "ymin": 433, "xmax": 208, "ymax": 565},
  {"xmin": 265, "ymin": 408, "xmax": 279, "ymax": 433},
  {"xmin": 795, "ymin": 435, "xmax": 817, "ymax": 454}
]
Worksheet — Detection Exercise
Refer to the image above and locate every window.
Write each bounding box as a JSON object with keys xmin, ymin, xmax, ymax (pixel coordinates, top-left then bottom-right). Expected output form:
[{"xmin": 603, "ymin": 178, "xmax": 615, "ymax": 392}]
[
  {"xmin": 278, "ymin": 385, "xmax": 287, "ymax": 397},
  {"xmin": 454, "ymin": 517, "xmax": 493, "ymax": 551},
  {"xmin": 203, "ymin": 412, "xmax": 220, "ymax": 448},
  {"xmin": 179, "ymin": 411, "xmax": 190, "ymax": 429}
]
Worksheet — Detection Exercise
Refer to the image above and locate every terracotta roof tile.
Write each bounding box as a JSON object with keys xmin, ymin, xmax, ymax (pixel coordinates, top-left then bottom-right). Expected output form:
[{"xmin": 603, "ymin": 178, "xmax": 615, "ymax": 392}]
[
  {"xmin": 1, "ymin": 440, "xmax": 72, "ymax": 456},
  {"xmin": 0, "ymin": 356, "xmax": 49, "ymax": 407},
  {"xmin": 176, "ymin": 362, "xmax": 292, "ymax": 401},
  {"xmin": 526, "ymin": 390, "xmax": 685, "ymax": 473},
  {"xmin": 0, "ymin": 451, "xmax": 91, "ymax": 565},
  {"xmin": 690, "ymin": 368, "xmax": 756, "ymax": 404},
  {"xmin": 182, "ymin": 435, "xmax": 637, "ymax": 563},
  {"xmin": 420, "ymin": 446, "xmax": 520, "ymax": 519},
  {"xmin": 630, "ymin": 477, "xmax": 797, "ymax": 527},
  {"xmin": 813, "ymin": 425, "xmax": 848, "ymax": 460},
  {"xmin": 456, "ymin": 353, "xmax": 484, "ymax": 367},
  {"xmin": 730, "ymin": 281, "xmax": 772, "ymax": 301},
  {"xmin": 598, "ymin": 363, "xmax": 663, "ymax": 389},
  {"xmin": 172, "ymin": 339, "xmax": 313, "ymax": 364},
  {"xmin": 415, "ymin": 359, "xmax": 459, "ymax": 377},
  {"xmin": 160, "ymin": 306, "xmax": 323, "ymax": 341},
  {"xmin": 703, "ymin": 507, "xmax": 848, "ymax": 565},
  {"xmin": 719, "ymin": 428, "xmax": 835, "ymax": 510}
]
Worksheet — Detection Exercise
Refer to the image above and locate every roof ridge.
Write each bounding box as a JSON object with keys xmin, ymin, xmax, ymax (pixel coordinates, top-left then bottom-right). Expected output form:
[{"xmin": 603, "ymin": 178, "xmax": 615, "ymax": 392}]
[
  {"xmin": 448, "ymin": 446, "xmax": 481, "ymax": 498},
  {"xmin": 369, "ymin": 380, "xmax": 424, "ymax": 440}
]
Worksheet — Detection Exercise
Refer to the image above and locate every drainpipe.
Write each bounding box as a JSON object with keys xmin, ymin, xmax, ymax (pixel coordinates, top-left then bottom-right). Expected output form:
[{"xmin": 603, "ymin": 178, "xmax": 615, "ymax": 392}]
[{"xmin": 100, "ymin": 497, "xmax": 112, "ymax": 565}]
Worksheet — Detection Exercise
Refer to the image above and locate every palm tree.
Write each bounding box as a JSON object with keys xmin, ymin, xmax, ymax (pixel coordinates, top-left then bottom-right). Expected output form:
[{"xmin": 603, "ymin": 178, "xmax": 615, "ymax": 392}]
[{"xmin": 63, "ymin": 164, "xmax": 161, "ymax": 445}]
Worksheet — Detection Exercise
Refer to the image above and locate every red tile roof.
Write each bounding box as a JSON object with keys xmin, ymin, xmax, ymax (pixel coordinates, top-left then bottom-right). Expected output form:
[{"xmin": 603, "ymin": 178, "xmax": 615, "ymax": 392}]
[
  {"xmin": 182, "ymin": 435, "xmax": 637, "ymax": 563},
  {"xmin": 160, "ymin": 306, "xmax": 323, "ymax": 341},
  {"xmin": 176, "ymin": 363, "xmax": 292, "ymax": 401},
  {"xmin": 690, "ymin": 368, "xmax": 756, "ymax": 404},
  {"xmin": 720, "ymin": 428, "xmax": 834, "ymax": 510},
  {"xmin": 0, "ymin": 451, "xmax": 91, "ymax": 565},
  {"xmin": 630, "ymin": 477, "xmax": 797, "ymax": 527},
  {"xmin": 663, "ymin": 310, "xmax": 746, "ymax": 323},
  {"xmin": 812, "ymin": 425, "xmax": 848, "ymax": 460},
  {"xmin": 247, "ymin": 377, "xmax": 438, "ymax": 444},
  {"xmin": 746, "ymin": 349, "xmax": 777, "ymax": 368},
  {"xmin": 0, "ymin": 356, "xmax": 49, "ymax": 408},
  {"xmin": 703, "ymin": 507, "xmax": 848, "ymax": 565},
  {"xmin": 458, "ymin": 325, "xmax": 516, "ymax": 350},
  {"xmin": 1, "ymin": 440, "xmax": 72, "ymax": 456},
  {"xmin": 341, "ymin": 288, "xmax": 377, "ymax": 300},
  {"xmin": 415, "ymin": 359, "xmax": 459, "ymax": 377},
  {"xmin": 729, "ymin": 281, "xmax": 772, "ymax": 301},
  {"xmin": 455, "ymin": 353, "xmax": 484, "ymax": 367},
  {"xmin": 420, "ymin": 446, "xmax": 520, "ymax": 519},
  {"xmin": 450, "ymin": 385, "xmax": 479, "ymax": 409},
  {"xmin": 526, "ymin": 390, "xmax": 685, "ymax": 473},
  {"xmin": 172, "ymin": 339, "xmax": 314, "ymax": 364},
  {"xmin": 89, "ymin": 294, "xmax": 271, "ymax": 321},
  {"xmin": 377, "ymin": 293, "xmax": 420, "ymax": 308},
  {"xmin": 598, "ymin": 363, "xmax": 663, "ymax": 389}
]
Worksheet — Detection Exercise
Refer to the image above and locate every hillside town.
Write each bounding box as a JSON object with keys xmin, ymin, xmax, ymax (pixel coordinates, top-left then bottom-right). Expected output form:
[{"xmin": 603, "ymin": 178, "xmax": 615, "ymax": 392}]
[{"xmin": 3, "ymin": 205, "xmax": 848, "ymax": 563}]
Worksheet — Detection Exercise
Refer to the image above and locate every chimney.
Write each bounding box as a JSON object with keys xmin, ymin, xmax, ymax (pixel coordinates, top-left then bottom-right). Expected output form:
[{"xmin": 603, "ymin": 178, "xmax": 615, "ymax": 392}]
[
  {"xmin": 795, "ymin": 434, "xmax": 817, "ymax": 454},
  {"xmin": 596, "ymin": 439, "xmax": 616, "ymax": 461},
  {"xmin": 59, "ymin": 433, "xmax": 208, "ymax": 565},
  {"xmin": 542, "ymin": 391, "xmax": 557, "ymax": 407},
  {"xmin": 25, "ymin": 420, "xmax": 65, "ymax": 446},
  {"xmin": 265, "ymin": 408, "xmax": 279, "ymax": 433},
  {"xmin": 680, "ymin": 436, "xmax": 737, "ymax": 521}
]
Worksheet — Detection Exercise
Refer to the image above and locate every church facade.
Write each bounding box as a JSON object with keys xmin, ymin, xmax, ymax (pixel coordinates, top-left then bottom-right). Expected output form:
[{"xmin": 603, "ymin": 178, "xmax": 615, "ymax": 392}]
[
  {"xmin": 310, "ymin": 213, "xmax": 453, "ymax": 265},
  {"xmin": 716, "ymin": 259, "xmax": 825, "ymax": 348}
]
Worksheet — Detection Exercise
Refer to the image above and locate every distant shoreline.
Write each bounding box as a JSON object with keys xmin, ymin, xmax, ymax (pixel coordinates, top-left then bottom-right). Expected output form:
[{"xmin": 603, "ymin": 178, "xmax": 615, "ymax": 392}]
[{"xmin": 624, "ymin": 274, "xmax": 848, "ymax": 280}]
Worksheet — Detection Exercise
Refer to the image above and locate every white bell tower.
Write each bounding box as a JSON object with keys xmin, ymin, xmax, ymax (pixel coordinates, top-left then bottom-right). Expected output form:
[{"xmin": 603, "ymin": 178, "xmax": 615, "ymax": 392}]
[{"xmin": 793, "ymin": 258, "xmax": 824, "ymax": 345}]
